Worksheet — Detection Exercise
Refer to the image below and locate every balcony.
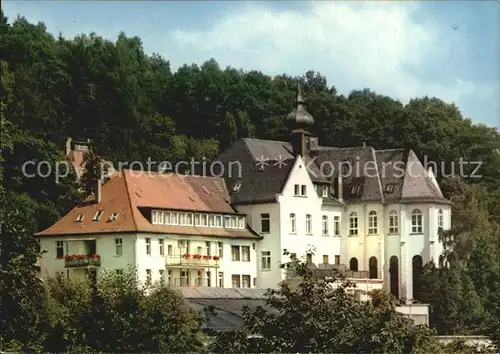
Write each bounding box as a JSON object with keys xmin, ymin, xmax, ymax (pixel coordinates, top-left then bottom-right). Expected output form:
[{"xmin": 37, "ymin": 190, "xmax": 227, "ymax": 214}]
[
  {"xmin": 166, "ymin": 254, "xmax": 220, "ymax": 268},
  {"xmin": 171, "ymin": 277, "xmax": 211, "ymax": 287},
  {"xmin": 64, "ymin": 254, "xmax": 101, "ymax": 268}
]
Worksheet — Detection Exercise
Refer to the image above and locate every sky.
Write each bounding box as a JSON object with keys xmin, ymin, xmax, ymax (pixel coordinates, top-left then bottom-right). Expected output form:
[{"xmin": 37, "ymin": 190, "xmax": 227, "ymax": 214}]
[{"xmin": 3, "ymin": 1, "xmax": 500, "ymax": 128}]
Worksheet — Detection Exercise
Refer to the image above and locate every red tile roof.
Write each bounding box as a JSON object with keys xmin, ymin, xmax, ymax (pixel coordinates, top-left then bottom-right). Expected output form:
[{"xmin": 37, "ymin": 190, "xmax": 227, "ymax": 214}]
[{"xmin": 36, "ymin": 170, "xmax": 260, "ymax": 239}]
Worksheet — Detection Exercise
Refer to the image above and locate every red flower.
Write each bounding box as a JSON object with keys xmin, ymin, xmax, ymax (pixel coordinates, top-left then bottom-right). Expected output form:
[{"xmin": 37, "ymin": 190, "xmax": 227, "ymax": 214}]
[
  {"xmin": 213, "ymin": 256, "xmax": 220, "ymax": 261},
  {"xmin": 183, "ymin": 254, "xmax": 191, "ymax": 259},
  {"xmin": 203, "ymin": 255, "xmax": 212, "ymax": 260},
  {"xmin": 193, "ymin": 254, "xmax": 202, "ymax": 259}
]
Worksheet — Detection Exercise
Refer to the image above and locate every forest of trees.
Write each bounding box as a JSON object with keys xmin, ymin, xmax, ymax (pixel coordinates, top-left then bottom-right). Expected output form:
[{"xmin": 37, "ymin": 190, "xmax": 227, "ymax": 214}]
[{"xmin": 1, "ymin": 11, "xmax": 499, "ymax": 353}]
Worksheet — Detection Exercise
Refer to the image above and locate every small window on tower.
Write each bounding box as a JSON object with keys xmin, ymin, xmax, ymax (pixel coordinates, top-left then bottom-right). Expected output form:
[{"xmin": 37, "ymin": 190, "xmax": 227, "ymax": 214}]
[{"xmin": 76, "ymin": 214, "xmax": 85, "ymax": 222}]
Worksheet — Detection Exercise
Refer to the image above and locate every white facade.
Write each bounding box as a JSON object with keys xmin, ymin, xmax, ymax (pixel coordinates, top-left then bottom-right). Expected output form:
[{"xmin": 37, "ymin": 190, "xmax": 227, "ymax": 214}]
[
  {"xmin": 39, "ymin": 232, "xmax": 257, "ymax": 289},
  {"xmin": 234, "ymin": 156, "xmax": 451, "ymax": 299}
]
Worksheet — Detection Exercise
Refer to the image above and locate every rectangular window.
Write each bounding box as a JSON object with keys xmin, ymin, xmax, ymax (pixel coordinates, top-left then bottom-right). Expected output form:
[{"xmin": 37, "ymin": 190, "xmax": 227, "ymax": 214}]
[
  {"xmin": 290, "ymin": 213, "xmax": 296, "ymax": 233},
  {"xmin": 186, "ymin": 213, "xmax": 193, "ymax": 225},
  {"xmin": 334, "ymin": 255, "xmax": 340, "ymax": 265},
  {"xmin": 206, "ymin": 271, "xmax": 211, "ymax": 287},
  {"xmin": 146, "ymin": 269, "xmax": 152, "ymax": 285},
  {"xmin": 164, "ymin": 211, "xmax": 171, "ymax": 224},
  {"xmin": 323, "ymin": 255, "xmax": 329, "ymax": 264},
  {"xmin": 261, "ymin": 213, "xmax": 270, "ymax": 233},
  {"xmin": 232, "ymin": 274, "xmax": 241, "ymax": 288},
  {"xmin": 389, "ymin": 212, "xmax": 399, "ymax": 234},
  {"xmin": 56, "ymin": 241, "xmax": 64, "ymax": 259},
  {"xmin": 196, "ymin": 271, "xmax": 203, "ymax": 286},
  {"xmin": 305, "ymin": 214, "xmax": 312, "ymax": 234},
  {"xmin": 241, "ymin": 246, "xmax": 250, "ymax": 262},
  {"xmin": 301, "ymin": 185, "xmax": 307, "ymax": 196},
  {"xmin": 294, "ymin": 184, "xmax": 300, "ymax": 196},
  {"xmin": 215, "ymin": 215, "xmax": 223, "ymax": 227},
  {"xmin": 368, "ymin": 212, "xmax": 378, "ymax": 234},
  {"xmin": 238, "ymin": 216, "xmax": 245, "ymax": 229},
  {"xmin": 322, "ymin": 185, "xmax": 329, "ymax": 198},
  {"xmin": 261, "ymin": 251, "xmax": 271, "ymax": 270},
  {"xmin": 167, "ymin": 270, "xmax": 172, "ymax": 286},
  {"xmin": 218, "ymin": 272, "xmax": 224, "ymax": 287},
  {"xmin": 180, "ymin": 270, "xmax": 189, "ymax": 286},
  {"xmin": 159, "ymin": 239, "xmax": 164, "ymax": 256},
  {"xmin": 197, "ymin": 246, "xmax": 203, "ymax": 254},
  {"xmin": 194, "ymin": 213, "xmax": 200, "ymax": 226},
  {"xmin": 412, "ymin": 213, "xmax": 423, "ymax": 233},
  {"xmin": 145, "ymin": 238, "xmax": 151, "ymax": 255},
  {"xmin": 179, "ymin": 213, "xmax": 185, "ymax": 225},
  {"xmin": 349, "ymin": 214, "xmax": 359, "ymax": 236},
  {"xmin": 208, "ymin": 215, "xmax": 215, "ymax": 227},
  {"xmin": 167, "ymin": 244, "xmax": 173, "ymax": 256},
  {"xmin": 242, "ymin": 275, "xmax": 251, "ymax": 288},
  {"xmin": 156, "ymin": 211, "xmax": 164, "ymax": 224},
  {"xmin": 224, "ymin": 216, "xmax": 231, "ymax": 228},
  {"xmin": 171, "ymin": 212, "xmax": 178, "ymax": 225},
  {"xmin": 115, "ymin": 238, "xmax": 123, "ymax": 256},
  {"xmin": 322, "ymin": 215, "xmax": 328, "ymax": 235},
  {"xmin": 218, "ymin": 242, "xmax": 224, "ymax": 259},
  {"xmin": 159, "ymin": 269, "xmax": 164, "ymax": 284},
  {"xmin": 201, "ymin": 214, "xmax": 208, "ymax": 226},
  {"xmin": 231, "ymin": 216, "xmax": 237, "ymax": 228},
  {"xmin": 205, "ymin": 241, "xmax": 211, "ymax": 255},
  {"xmin": 334, "ymin": 216, "xmax": 340, "ymax": 236},
  {"xmin": 231, "ymin": 246, "xmax": 240, "ymax": 261}
]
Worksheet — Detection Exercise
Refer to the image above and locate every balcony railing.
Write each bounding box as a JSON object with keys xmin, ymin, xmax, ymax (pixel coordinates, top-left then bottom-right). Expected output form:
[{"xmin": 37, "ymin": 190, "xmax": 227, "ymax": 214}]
[
  {"xmin": 171, "ymin": 277, "xmax": 210, "ymax": 287},
  {"xmin": 64, "ymin": 254, "xmax": 101, "ymax": 268},
  {"xmin": 166, "ymin": 254, "xmax": 220, "ymax": 268}
]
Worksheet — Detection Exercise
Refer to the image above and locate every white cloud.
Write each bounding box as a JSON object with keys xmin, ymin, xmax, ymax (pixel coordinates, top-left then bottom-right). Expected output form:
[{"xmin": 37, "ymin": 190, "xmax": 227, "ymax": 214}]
[{"xmin": 169, "ymin": 2, "xmax": 476, "ymax": 106}]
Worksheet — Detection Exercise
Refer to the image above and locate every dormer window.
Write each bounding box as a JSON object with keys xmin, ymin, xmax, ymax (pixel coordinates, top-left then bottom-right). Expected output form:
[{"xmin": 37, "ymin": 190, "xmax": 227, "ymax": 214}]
[
  {"xmin": 109, "ymin": 212, "xmax": 119, "ymax": 221},
  {"xmin": 93, "ymin": 210, "xmax": 104, "ymax": 221},
  {"xmin": 322, "ymin": 185, "xmax": 329, "ymax": 198},
  {"xmin": 385, "ymin": 184, "xmax": 395, "ymax": 193},
  {"xmin": 76, "ymin": 214, "xmax": 85, "ymax": 222}
]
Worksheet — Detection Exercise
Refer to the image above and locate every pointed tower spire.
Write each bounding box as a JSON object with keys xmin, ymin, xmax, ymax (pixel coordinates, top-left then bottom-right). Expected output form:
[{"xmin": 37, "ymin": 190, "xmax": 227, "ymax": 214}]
[
  {"xmin": 286, "ymin": 80, "xmax": 316, "ymax": 157},
  {"xmin": 286, "ymin": 80, "xmax": 314, "ymax": 131}
]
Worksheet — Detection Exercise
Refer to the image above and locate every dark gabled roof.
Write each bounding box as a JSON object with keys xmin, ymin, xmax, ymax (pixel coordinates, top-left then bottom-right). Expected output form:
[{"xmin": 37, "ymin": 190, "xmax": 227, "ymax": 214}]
[{"xmin": 215, "ymin": 138, "xmax": 450, "ymax": 206}]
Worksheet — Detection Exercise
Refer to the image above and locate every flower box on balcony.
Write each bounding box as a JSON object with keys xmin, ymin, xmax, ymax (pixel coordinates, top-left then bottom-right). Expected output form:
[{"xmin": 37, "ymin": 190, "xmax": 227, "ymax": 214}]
[
  {"xmin": 212, "ymin": 256, "xmax": 220, "ymax": 261},
  {"xmin": 193, "ymin": 254, "xmax": 203, "ymax": 260},
  {"xmin": 64, "ymin": 254, "xmax": 101, "ymax": 268}
]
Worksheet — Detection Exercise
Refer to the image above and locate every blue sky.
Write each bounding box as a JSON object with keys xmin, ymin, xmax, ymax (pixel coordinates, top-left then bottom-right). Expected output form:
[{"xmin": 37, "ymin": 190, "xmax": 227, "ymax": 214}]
[{"xmin": 3, "ymin": 1, "xmax": 499, "ymax": 128}]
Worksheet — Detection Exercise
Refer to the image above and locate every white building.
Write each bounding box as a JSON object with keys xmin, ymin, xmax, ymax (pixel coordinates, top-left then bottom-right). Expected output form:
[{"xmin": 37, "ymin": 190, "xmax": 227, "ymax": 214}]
[
  {"xmin": 214, "ymin": 85, "xmax": 451, "ymax": 301},
  {"xmin": 36, "ymin": 171, "xmax": 261, "ymax": 288},
  {"xmin": 37, "ymin": 85, "xmax": 451, "ymax": 302}
]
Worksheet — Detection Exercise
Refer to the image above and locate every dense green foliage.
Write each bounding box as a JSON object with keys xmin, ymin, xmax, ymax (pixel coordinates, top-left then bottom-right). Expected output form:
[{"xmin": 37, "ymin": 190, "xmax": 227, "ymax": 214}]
[{"xmin": 1, "ymin": 10, "xmax": 499, "ymax": 352}]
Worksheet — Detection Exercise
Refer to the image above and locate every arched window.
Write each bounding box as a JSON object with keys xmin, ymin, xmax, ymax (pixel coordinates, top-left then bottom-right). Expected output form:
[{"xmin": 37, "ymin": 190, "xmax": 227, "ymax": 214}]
[
  {"xmin": 368, "ymin": 211, "xmax": 378, "ymax": 234},
  {"xmin": 411, "ymin": 209, "xmax": 423, "ymax": 233},
  {"xmin": 349, "ymin": 257, "xmax": 358, "ymax": 271},
  {"xmin": 412, "ymin": 255, "xmax": 423, "ymax": 300},
  {"xmin": 437, "ymin": 209, "xmax": 443, "ymax": 230},
  {"xmin": 389, "ymin": 256, "xmax": 399, "ymax": 298},
  {"xmin": 369, "ymin": 256, "xmax": 378, "ymax": 279},
  {"xmin": 389, "ymin": 210, "xmax": 399, "ymax": 234},
  {"xmin": 349, "ymin": 212, "xmax": 358, "ymax": 236}
]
